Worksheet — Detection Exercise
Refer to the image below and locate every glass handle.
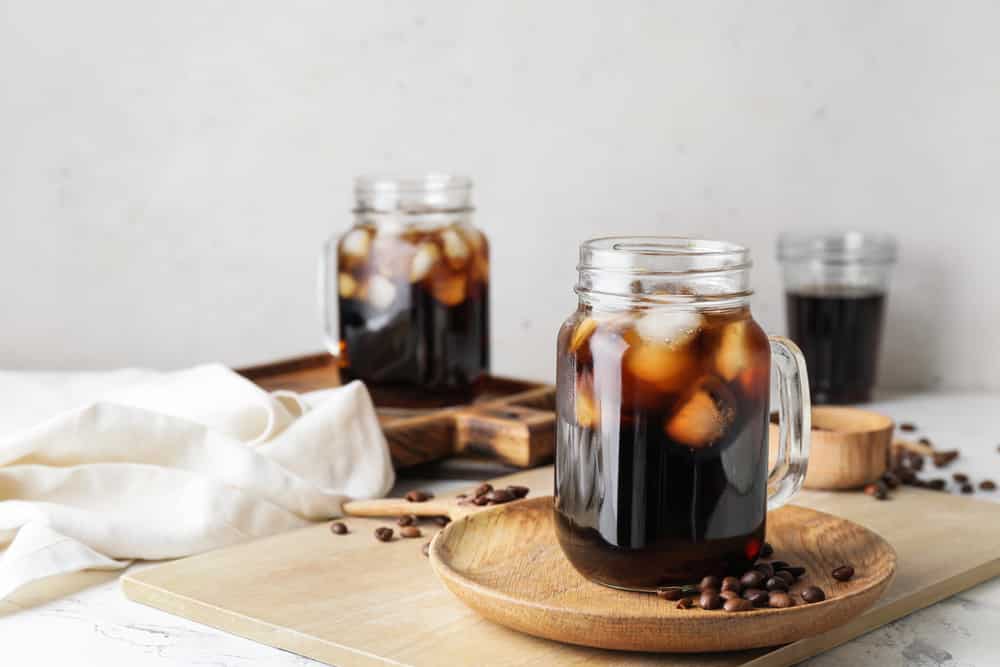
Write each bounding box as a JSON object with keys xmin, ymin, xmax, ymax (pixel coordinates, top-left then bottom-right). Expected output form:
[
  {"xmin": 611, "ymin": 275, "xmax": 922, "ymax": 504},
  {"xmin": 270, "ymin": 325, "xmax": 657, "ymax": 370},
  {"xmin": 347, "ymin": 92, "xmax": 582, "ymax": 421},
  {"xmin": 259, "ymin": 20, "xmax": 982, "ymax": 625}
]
[
  {"xmin": 318, "ymin": 238, "xmax": 341, "ymax": 359},
  {"xmin": 766, "ymin": 336, "xmax": 811, "ymax": 511}
]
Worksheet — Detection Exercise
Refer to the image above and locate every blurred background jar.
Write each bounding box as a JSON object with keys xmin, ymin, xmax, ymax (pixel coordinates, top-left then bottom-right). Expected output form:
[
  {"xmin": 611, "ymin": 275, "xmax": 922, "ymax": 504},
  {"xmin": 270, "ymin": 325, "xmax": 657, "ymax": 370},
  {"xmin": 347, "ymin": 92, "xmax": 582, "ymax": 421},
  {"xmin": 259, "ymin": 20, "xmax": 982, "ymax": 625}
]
[
  {"xmin": 320, "ymin": 174, "xmax": 490, "ymax": 398},
  {"xmin": 777, "ymin": 232, "xmax": 897, "ymax": 405}
]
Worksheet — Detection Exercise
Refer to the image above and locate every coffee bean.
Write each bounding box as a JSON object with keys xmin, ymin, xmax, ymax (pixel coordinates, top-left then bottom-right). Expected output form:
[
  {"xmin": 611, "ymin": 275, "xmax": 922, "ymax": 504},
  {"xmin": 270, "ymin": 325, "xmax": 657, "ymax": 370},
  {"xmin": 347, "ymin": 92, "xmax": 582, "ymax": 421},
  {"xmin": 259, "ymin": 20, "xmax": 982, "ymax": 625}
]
[
  {"xmin": 455, "ymin": 493, "xmax": 467, "ymax": 500},
  {"xmin": 801, "ymin": 586, "xmax": 826, "ymax": 603},
  {"xmin": 918, "ymin": 437, "xmax": 933, "ymax": 446},
  {"xmin": 760, "ymin": 542, "xmax": 774, "ymax": 558},
  {"xmin": 908, "ymin": 454, "xmax": 925, "ymax": 471},
  {"xmin": 775, "ymin": 570, "xmax": 796, "ymax": 586},
  {"xmin": 895, "ymin": 467, "xmax": 917, "ymax": 484},
  {"xmin": 472, "ymin": 495, "xmax": 490, "ymax": 506},
  {"xmin": 927, "ymin": 478, "xmax": 947, "ymax": 491},
  {"xmin": 374, "ymin": 527, "xmax": 393, "ymax": 542},
  {"xmin": 473, "ymin": 483, "xmax": 493, "ymax": 497},
  {"xmin": 656, "ymin": 586, "xmax": 684, "ymax": 601},
  {"xmin": 676, "ymin": 597, "xmax": 695, "ymax": 609},
  {"xmin": 881, "ymin": 472, "xmax": 900, "ymax": 489},
  {"xmin": 405, "ymin": 490, "xmax": 433, "ymax": 502},
  {"xmin": 875, "ymin": 486, "xmax": 889, "ymax": 500},
  {"xmin": 421, "ymin": 542, "xmax": 430, "ymax": 557},
  {"xmin": 397, "ymin": 514, "xmax": 418, "ymax": 527},
  {"xmin": 431, "ymin": 515, "xmax": 451, "ymax": 526},
  {"xmin": 507, "ymin": 485, "xmax": 530, "ymax": 499},
  {"xmin": 770, "ymin": 560, "xmax": 790, "ymax": 571},
  {"xmin": 900, "ymin": 422, "xmax": 917, "ymax": 432},
  {"xmin": 769, "ymin": 592, "xmax": 794, "ymax": 608},
  {"xmin": 754, "ymin": 562, "xmax": 775, "ymax": 579},
  {"xmin": 744, "ymin": 589, "xmax": 770, "ymax": 607},
  {"xmin": 980, "ymin": 480, "xmax": 997, "ymax": 491},
  {"xmin": 765, "ymin": 577, "xmax": 788, "ymax": 592},
  {"xmin": 720, "ymin": 576, "xmax": 742, "ymax": 593},
  {"xmin": 488, "ymin": 489, "xmax": 515, "ymax": 504},
  {"xmin": 720, "ymin": 590, "xmax": 741, "ymax": 601},
  {"xmin": 782, "ymin": 566, "xmax": 806, "ymax": 578},
  {"xmin": 952, "ymin": 473, "xmax": 969, "ymax": 484},
  {"xmin": 740, "ymin": 570, "xmax": 765, "ymax": 588},
  {"xmin": 832, "ymin": 565, "xmax": 854, "ymax": 581},
  {"xmin": 699, "ymin": 576, "xmax": 721, "ymax": 591},
  {"xmin": 400, "ymin": 525, "xmax": 422, "ymax": 538},
  {"xmin": 724, "ymin": 598, "xmax": 753, "ymax": 612},
  {"xmin": 961, "ymin": 483, "xmax": 974, "ymax": 494},
  {"xmin": 330, "ymin": 521, "xmax": 348, "ymax": 535},
  {"xmin": 698, "ymin": 592, "xmax": 723, "ymax": 610},
  {"xmin": 932, "ymin": 450, "xmax": 959, "ymax": 468}
]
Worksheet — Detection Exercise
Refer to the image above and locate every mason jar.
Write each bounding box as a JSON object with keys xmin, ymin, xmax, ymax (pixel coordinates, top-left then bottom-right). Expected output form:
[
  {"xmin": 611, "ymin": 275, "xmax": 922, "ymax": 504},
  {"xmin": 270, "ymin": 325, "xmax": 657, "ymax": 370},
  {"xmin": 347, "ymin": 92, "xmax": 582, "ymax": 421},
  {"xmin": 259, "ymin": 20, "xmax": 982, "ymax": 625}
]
[
  {"xmin": 554, "ymin": 237, "xmax": 810, "ymax": 590},
  {"xmin": 320, "ymin": 174, "xmax": 489, "ymax": 395}
]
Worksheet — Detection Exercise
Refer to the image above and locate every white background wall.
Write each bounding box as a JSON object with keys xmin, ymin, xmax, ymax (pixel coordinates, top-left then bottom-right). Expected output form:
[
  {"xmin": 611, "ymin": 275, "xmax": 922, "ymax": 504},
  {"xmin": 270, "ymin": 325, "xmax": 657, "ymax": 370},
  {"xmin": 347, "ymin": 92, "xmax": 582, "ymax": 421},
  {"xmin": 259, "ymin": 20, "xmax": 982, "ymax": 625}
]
[{"xmin": 2, "ymin": 1, "xmax": 998, "ymax": 389}]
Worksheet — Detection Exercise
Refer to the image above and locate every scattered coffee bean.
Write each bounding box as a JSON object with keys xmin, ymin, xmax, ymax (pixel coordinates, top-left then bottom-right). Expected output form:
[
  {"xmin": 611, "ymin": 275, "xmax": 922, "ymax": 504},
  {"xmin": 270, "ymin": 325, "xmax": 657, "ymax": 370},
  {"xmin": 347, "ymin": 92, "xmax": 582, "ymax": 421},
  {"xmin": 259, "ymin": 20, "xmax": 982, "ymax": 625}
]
[
  {"xmin": 656, "ymin": 586, "xmax": 684, "ymax": 601},
  {"xmin": 782, "ymin": 566, "xmax": 806, "ymax": 578},
  {"xmin": 421, "ymin": 542, "xmax": 430, "ymax": 557},
  {"xmin": 374, "ymin": 527, "xmax": 393, "ymax": 542},
  {"xmin": 759, "ymin": 542, "xmax": 774, "ymax": 558},
  {"xmin": 881, "ymin": 471, "xmax": 900, "ymax": 489},
  {"xmin": 473, "ymin": 483, "xmax": 493, "ymax": 497},
  {"xmin": 397, "ymin": 514, "xmax": 418, "ymax": 527},
  {"xmin": 507, "ymin": 485, "xmax": 530, "ymax": 499},
  {"xmin": 831, "ymin": 565, "xmax": 855, "ymax": 581},
  {"xmin": 765, "ymin": 577, "xmax": 789, "ymax": 592},
  {"xmin": 755, "ymin": 562, "xmax": 775, "ymax": 579},
  {"xmin": 699, "ymin": 592, "xmax": 723, "ymax": 610},
  {"xmin": 961, "ymin": 483, "xmax": 974, "ymax": 494},
  {"xmin": 700, "ymin": 576, "xmax": 721, "ymax": 591},
  {"xmin": 895, "ymin": 467, "xmax": 917, "ymax": 484},
  {"xmin": 472, "ymin": 495, "xmax": 490, "ymax": 506},
  {"xmin": 775, "ymin": 570, "xmax": 796, "ymax": 586},
  {"xmin": 724, "ymin": 598, "xmax": 753, "ymax": 612},
  {"xmin": 431, "ymin": 515, "xmax": 451, "ymax": 526},
  {"xmin": 875, "ymin": 485, "xmax": 889, "ymax": 500},
  {"xmin": 720, "ymin": 576, "xmax": 742, "ymax": 593},
  {"xmin": 899, "ymin": 422, "xmax": 917, "ymax": 432},
  {"xmin": 980, "ymin": 480, "xmax": 997, "ymax": 491},
  {"xmin": 455, "ymin": 493, "xmax": 467, "ymax": 500},
  {"xmin": 720, "ymin": 590, "xmax": 741, "ymax": 601},
  {"xmin": 405, "ymin": 490, "xmax": 432, "ymax": 502},
  {"xmin": 740, "ymin": 570, "xmax": 765, "ymax": 588},
  {"xmin": 918, "ymin": 437, "xmax": 933, "ymax": 446},
  {"xmin": 676, "ymin": 597, "xmax": 695, "ymax": 609},
  {"xmin": 908, "ymin": 454, "xmax": 925, "ymax": 471},
  {"xmin": 770, "ymin": 560, "xmax": 790, "ymax": 571},
  {"xmin": 953, "ymin": 473, "xmax": 969, "ymax": 484},
  {"xmin": 932, "ymin": 450, "xmax": 959, "ymax": 468},
  {"xmin": 487, "ymin": 488, "xmax": 514, "ymax": 503},
  {"xmin": 744, "ymin": 589, "xmax": 770, "ymax": 607},
  {"xmin": 330, "ymin": 521, "xmax": 348, "ymax": 535},
  {"xmin": 400, "ymin": 525, "xmax": 422, "ymax": 538},
  {"xmin": 769, "ymin": 592, "xmax": 794, "ymax": 608},
  {"xmin": 801, "ymin": 586, "xmax": 826, "ymax": 603},
  {"xmin": 926, "ymin": 478, "xmax": 947, "ymax": 491}
]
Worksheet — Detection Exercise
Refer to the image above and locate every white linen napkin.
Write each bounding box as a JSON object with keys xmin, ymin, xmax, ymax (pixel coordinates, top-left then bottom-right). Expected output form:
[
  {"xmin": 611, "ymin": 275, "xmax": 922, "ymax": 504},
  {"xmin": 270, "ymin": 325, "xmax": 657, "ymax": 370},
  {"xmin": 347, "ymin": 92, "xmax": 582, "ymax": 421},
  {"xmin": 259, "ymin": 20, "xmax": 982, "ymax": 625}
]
[{"xmin": 0, "ymin": 363, "xmax": 395, "ymax": 599}]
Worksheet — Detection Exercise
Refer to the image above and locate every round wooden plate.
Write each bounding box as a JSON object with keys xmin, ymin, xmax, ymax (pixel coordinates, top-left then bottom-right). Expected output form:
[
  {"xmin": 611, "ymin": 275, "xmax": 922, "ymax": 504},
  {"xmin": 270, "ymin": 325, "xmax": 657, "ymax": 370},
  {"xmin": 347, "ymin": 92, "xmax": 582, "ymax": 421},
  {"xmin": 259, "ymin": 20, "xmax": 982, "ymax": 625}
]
[{"xmin": 429, "ymin": 496, "xmax": 896, "ymax": 653}]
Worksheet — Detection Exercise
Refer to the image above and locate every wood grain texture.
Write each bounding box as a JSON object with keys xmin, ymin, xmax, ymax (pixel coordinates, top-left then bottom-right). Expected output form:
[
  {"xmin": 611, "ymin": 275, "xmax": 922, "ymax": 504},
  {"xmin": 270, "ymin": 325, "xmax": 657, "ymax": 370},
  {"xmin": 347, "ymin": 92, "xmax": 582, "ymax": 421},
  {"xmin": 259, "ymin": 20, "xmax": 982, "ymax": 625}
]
[
  {"xmin": 770, "ymin": 406, "xmax": 894, "ymax": 490},
  {"xmin": 123, "ymin": 465, "xmax": 1000, "ymax": 667},
  {"xmin": 431, "ymin": 498, "xmax": 894, "ymax": 652}
]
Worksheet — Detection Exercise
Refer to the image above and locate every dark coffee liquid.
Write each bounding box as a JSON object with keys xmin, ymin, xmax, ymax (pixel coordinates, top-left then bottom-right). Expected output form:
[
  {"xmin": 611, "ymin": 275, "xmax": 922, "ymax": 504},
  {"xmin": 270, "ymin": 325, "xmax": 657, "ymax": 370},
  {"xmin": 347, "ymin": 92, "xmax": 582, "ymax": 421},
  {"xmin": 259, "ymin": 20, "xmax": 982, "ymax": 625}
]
[
  {"xmin": 554, "ymin": 312, "xmax": 770, "ymax": 589},
  {"xmin": 339, "ymin": 284, "xmax": 488, "ymax": 393},
  {"xmin": 785, "ymin": 288, "xmax": 885, "ymax": 404}
]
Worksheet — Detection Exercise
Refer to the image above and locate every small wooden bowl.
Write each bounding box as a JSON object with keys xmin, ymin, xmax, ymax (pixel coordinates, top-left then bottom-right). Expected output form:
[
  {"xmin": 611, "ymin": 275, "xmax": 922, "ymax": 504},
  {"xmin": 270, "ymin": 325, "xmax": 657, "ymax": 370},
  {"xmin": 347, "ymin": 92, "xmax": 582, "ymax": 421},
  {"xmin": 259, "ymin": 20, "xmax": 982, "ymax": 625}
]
[{"xmin": 770, "ymin": 406, "xmax": 894, "ymax": 490}]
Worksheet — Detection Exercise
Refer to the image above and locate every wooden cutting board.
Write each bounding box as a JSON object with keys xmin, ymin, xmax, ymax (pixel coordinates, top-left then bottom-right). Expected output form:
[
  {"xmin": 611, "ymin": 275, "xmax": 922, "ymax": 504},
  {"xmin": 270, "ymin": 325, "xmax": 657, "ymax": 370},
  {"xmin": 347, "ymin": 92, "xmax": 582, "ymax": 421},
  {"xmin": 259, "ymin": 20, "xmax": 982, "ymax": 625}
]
[{"xmin": 122, "ymin": 466, "xmax": 1000, "ymax": 667}]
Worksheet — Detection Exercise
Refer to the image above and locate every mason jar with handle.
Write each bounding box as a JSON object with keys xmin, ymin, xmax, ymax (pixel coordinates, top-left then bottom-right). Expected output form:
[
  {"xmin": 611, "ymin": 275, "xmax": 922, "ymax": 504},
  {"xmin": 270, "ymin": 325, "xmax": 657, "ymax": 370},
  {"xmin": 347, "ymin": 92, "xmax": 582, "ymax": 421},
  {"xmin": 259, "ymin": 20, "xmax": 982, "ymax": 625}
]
[
  {"xmin": 319, "ymin": 174, "xmax": 489, "ymax": 396},
  {"xmin": 554, "ymin": 236, "xmax": 810, "ymax": 591}
]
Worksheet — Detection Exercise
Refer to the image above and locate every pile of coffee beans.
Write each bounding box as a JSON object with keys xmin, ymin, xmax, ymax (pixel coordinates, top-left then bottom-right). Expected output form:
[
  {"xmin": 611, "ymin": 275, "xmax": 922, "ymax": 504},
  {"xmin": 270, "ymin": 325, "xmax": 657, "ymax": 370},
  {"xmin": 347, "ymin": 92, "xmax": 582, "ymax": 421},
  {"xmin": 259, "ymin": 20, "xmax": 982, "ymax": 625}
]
[
  {"xmin": 456, "ymin": 483, "xmax": 530, "ymax": 507},
  {"xmin": 660, "ymin": 542, "xmax": 854, "ymax": 612}
]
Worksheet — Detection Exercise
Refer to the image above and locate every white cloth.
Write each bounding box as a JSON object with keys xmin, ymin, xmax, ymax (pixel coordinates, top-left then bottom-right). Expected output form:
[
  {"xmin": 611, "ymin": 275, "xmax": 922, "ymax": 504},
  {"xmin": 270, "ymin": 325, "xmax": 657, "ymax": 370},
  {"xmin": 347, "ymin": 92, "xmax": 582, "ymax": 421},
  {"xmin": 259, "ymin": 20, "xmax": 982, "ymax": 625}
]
[{"xmin": 0, "ymin": 364, "xmax": 394, "ymax": 599}]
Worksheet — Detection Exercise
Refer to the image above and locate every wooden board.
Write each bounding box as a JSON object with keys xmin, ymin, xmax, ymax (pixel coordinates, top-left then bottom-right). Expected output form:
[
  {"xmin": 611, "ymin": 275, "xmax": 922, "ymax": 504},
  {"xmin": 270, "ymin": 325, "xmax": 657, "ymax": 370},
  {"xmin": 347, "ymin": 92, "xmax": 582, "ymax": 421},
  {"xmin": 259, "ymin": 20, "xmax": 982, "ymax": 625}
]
[
  {"xmin": 123, "ymin": 466, "xmax": 1000, "ymax": 667},
  {"xmin": 431, "ymin": 499, "xmax": 896, "ymax": 652},
  {"xmin": 237, "ymin": 353, "xmax": 556, "ymax": 469}
]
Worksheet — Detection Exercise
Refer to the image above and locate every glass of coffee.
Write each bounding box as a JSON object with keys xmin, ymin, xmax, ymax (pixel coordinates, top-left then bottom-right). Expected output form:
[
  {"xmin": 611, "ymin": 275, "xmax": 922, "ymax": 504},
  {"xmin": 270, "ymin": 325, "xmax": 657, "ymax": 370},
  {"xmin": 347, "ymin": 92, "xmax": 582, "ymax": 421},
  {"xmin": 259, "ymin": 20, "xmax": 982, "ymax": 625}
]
[
  {"xmin": 778, "ymin": 232, "xmax": 897, "ymax": 405},
  {"xmin": 320, "ymin": 174, "xmax": 489, "ymax": 397},
  {"xmin": 555, "ymin": 237, "xmax": 810, "ymax": 591}
]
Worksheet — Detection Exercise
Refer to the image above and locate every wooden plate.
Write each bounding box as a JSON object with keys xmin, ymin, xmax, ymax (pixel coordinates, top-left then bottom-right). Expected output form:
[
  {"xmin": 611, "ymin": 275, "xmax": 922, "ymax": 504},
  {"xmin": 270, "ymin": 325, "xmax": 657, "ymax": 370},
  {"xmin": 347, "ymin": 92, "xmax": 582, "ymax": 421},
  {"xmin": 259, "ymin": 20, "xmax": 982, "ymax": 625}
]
[{"xmin": 430, "ymin": 496, "xmax": 896, "ymax": 653}]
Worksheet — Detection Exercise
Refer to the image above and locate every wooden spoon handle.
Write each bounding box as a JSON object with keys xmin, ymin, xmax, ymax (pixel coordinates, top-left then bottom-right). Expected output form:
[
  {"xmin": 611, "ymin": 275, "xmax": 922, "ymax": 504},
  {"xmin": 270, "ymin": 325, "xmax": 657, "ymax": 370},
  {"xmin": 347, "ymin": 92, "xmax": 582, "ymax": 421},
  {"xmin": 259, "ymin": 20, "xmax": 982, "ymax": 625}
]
[{"xmin": 342, "ymin": 497, "xmax": 456, "ymax": 518}]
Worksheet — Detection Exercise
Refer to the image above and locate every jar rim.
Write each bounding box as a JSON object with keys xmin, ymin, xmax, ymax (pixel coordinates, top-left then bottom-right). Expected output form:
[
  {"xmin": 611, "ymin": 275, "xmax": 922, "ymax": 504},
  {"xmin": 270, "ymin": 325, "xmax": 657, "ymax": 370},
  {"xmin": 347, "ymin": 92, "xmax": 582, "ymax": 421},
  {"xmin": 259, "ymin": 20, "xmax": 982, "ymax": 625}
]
[
  {"xmin": 777, "ymin": 231, "xmax": 897, "ymax": 265},
  {"xmin": 354, "ymin": 173, "xmax": 473, "ymax": 214},
  {"xmin": 355, "ymin": 172, "xmax": 471, "ymax": 194},
  {"xmin": 578, "ymin": 236, "xmax": 752, "ymax": 275}
]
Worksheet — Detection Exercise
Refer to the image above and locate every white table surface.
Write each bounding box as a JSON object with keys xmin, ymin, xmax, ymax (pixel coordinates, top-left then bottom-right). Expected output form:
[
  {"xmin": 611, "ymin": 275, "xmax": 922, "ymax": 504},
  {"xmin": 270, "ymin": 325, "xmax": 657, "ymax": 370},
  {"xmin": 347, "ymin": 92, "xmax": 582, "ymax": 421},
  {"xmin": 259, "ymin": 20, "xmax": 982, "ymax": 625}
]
[{"xmin": 3, "ymin": 391, "xmax": 999, "ymax": 666}]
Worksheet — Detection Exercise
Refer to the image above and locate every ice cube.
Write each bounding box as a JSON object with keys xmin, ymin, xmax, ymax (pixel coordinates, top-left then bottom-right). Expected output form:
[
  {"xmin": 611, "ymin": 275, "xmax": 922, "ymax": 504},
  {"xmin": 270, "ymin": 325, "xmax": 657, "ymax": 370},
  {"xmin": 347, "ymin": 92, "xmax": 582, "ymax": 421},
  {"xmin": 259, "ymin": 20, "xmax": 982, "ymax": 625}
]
[
  {"xmin": 623, "ymin": 333, "xmax": 699, "ymax": 394},
  {"xmin": 715, "ymin": 320, "xmax": 749, "ymax": 381},
  {"xmin": 338, "ymin": 273, "xmax": 358, "ymax": 299},
  {"xmin": 664, "ymin": 387, "xmax": 734, "ymax": 448},
  {"xmin": 569, "ymin": 317, "xmax": 598, "ymax": 353},
  {"xmin": 431, "ymin": 273, "xmax": 467, "ymax": 306},
  {"xmin": 365, "ymin": 274, "xmax": 397, "ymax": 310},
  {"xmin": 409, "ymin": 242, "xmax": 441, "ymax": 283},
  {"xmin": 340, "ymin": 228, "xmax": 372, "ymax": 265},
  {"xmin": 634, "ymin": 310, "xmax": 702, "ymax": 347},
  {"xmin": 440, "ymin": 227, "xmax": 470, "ymax": 269},
  {"xmin": 575, "ymin": 372, "xmax": 599, "ymax": 428}
]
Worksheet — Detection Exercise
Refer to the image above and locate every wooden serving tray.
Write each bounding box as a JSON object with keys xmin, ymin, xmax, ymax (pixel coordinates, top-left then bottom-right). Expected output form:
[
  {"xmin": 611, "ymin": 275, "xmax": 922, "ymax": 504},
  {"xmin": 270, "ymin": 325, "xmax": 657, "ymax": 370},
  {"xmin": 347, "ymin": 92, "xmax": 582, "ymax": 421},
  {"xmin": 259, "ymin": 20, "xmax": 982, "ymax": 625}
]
[
  {"xmin": 237, "ymin": 353, "xmax": 555, "ymax": 468},
  {"xmin": 123, "ymin": 465, "xmax": 1000, "ymax": 667}
]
